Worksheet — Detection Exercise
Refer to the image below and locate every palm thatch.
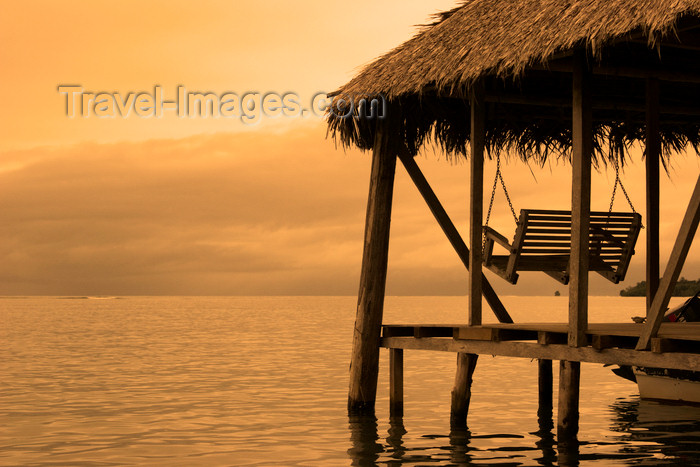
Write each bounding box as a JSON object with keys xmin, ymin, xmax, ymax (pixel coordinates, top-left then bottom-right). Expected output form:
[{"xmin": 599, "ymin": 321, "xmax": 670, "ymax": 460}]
[{"xmin": 327, "ymin": 0, "xmax": 700, "ymax": 165}]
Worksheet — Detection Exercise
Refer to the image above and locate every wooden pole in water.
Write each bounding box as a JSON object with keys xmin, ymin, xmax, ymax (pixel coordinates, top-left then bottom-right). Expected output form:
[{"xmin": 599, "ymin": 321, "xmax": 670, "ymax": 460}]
[
  {"xmin": 451, "ymin": 79, "xmax": 485, "ymax": 427},
  {"xmin": 451, "ymin": 353, "xmax": 478, "ymax": 427},
  {"xmin": 558, "ymin": 47, "xmax": 590, "ymax": 440},
  {"xmin": 557, "ymin": 360, "xmax": 581, "ymax": 438},
  {"xmin": 390, "ymin": 348, "xmax": 404, "ymax": 417},
  {"xmin": 348, "ymin": 120, "xmax": 397, "ymax": 414},
  {"xmin": 537, "ymin": 359, "xmax": 553, "ymax": 430},
  {"xmin": 645, "ymin": 78, "xmax": 661, "ymax": 317}
]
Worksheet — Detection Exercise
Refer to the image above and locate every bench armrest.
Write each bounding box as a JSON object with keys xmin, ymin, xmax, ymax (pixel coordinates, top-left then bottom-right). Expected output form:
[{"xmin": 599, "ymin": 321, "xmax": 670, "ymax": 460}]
[{"xmin": 483, "ymin": 226, "xmax": 512, "ymax": 250}]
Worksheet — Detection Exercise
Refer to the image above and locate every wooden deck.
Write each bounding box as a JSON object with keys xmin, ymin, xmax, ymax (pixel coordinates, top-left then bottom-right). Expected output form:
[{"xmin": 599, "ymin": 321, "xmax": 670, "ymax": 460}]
[{"xmin": 381, "ymin": 322, "xmax": 700, "ymax": 371}]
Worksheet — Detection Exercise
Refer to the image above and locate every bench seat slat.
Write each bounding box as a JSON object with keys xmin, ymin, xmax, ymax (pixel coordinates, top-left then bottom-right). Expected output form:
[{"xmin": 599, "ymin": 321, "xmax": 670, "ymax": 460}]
[
  {"xmin": 521, "ymin": 248, "xmax": 623, "ymax": 255},
  {"xmin": 523, "ymin": 241, "xmax": 623, "ymax": 248},
  {"xmin": 527, "ymin": 221, "xmax": 635, "ymax": 228},
  {"xmin": 526, "ymin": 228, "xmax": 633, "ymax": 234},
  {"xmin": 523, "ymin": 209, "xmax": 636, "ymax": 217},
  {"xmin": 522, "ymin": 235, "xmax": 629, "ymax": 241}
]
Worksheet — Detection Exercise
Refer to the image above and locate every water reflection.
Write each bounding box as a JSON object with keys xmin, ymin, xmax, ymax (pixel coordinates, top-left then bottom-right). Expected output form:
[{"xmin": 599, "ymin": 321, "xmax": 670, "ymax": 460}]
[
  {"xmin": 609, "ymin": 397, "xmax": 700, "ymax": 464},
  {"xmin": 536, "ymin": 399, "xmax": 553, "ymax": 433},
  {"xmin": 348, "ymin": 415, "xmax": 384, "ymax": 466},
  {"xmin": 347, "ymin": 413, "xmax": 580, "ymax": 466},
  {"xmin": 348, "ymin": 415, "xmax": 478, "ymax": 466},
  {"xmin": 345, "ymin": 401, "xmax": 700, "ymax": 467},
  {"xmin": 386, "ymin": 417, "xmax": 407, "ymax": 463},
  {"xmin": 556, "ymin": 439, "xmax": 579, "ymax": 467},
  {"xmin": 533, "ymin": 426, "xmax": 557, "ymax": 466},
  {"xmin": 447, "ymin": 426, "xmax": 474, "ymax": 465}
]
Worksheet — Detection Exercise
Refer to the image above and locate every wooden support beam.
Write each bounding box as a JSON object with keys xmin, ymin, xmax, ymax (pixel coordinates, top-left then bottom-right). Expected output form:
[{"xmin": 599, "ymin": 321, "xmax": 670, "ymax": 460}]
[
  {"xmin": 483, "ymin": 93, "xmax": 700, "ymax": 117},
  {"xmin": 390, "ymin": 349, "xmax": 404, "ymax": 418},
  {"xmin": 469, "ymin": 80, "xmax": 485, "ymax": 327},
  {"xmin": 538, "ymin": 331, "xmax": 567, "ymax": 345},
  {"xmin": 381, "ymin": 336, "xmax": 700, "ymax": 371},
  {"xmin": 414, "ymin": 326, "xmax": 454, "ymax": 338},
  {"xmin": 450, "ymin": 353, "xmax": 478, "ymax": 428},
  {"xmin": 651, "ymin": 338, "xmax": 699, "ymax": 354},
  {"xmin": 348, "ymin": 121, "xmax": 397, "ymax": 414},
  {"xmin": 397, "ymin": 152, "xmax": 512, "ymax": 323},
  {"xmin": 637, "ymin": 175, "xmax": 700, "ymax": 350},
  {"xmin": 596, "ymin": 66, "xmax": 700, "ymax": 84},
  {"xmin": 455, "ymin": 326, "xmax": 536, "ymax": 341},
  {"xmin": 569, "ymin": 49, "xmax": 592, "ymax": 348},
  {"xmin": 557, "ymin": 360, "xmax": 581, "ymax": 440},
  {"xmin": 591, "ymin": 334, "xmax": 638, "ymax": 350},
  {"xmin": 538, "ymin": 359, "xmax": 553, "ymax": 431},
  {"xmin": 536, "ymin": 61, "xmax": 700, "ymax": 84},
  {"xmin": 591, "ymin": 335, "xmax": 614, "ymax": 351},
  {"xmin": 646, "ymin": 78, "xmax": 661, "ymax": 317}
]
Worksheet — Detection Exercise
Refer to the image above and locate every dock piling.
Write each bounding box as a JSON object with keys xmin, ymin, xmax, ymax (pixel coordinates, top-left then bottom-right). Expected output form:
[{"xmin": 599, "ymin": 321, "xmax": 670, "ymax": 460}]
[
  {"xmin": 390, "ymin": 348, "xmax": 404, "ymax": 417},
  {"xmin": 537, "ymin": 359, "xmax": 553, "ymax": 430},
  {"xmin": 450, "ymin": 353, "xmax": 479, "ymax": 427},
  {"xmin": 557, "ymin": 360, "xmax": 581, "ymax": 439},
  {"xmin": 348, "ymin": 122, "xmax": 397, "ymax": 414}
]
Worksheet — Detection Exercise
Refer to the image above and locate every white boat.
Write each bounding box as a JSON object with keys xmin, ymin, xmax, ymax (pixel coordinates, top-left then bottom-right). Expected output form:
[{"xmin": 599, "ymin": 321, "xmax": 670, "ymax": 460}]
[
  {"xmin": 612, "ymin": 292, "xmax": 700, "ymax": 404},
  {"xmin": 634, "ymin": 367, "xmax": 700, "ymax": 404}
]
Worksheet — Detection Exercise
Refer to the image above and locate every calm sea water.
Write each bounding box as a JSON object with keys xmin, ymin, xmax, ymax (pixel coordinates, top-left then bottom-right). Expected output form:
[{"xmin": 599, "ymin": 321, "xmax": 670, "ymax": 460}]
[{"xmin": 1, "ymin": 296, "xmax": 699, "ymax": 466}]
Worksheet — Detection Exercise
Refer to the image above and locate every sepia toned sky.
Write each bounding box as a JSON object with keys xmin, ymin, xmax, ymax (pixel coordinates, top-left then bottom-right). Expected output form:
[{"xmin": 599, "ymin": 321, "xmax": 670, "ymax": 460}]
[{"xmin": 1, "ymin": 1, "xmax": 698, "ymax": 297}]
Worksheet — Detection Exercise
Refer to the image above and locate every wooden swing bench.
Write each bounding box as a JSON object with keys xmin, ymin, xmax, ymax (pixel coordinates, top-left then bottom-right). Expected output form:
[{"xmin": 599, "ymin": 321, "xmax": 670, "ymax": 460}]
[{"xmin": 483, "ymin": 209, "xmax": 642, "ymax": 285}]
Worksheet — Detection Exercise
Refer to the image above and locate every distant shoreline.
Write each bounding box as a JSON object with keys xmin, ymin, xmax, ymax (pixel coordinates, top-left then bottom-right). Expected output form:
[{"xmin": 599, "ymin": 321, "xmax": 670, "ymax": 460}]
[{"xmin": 620, "ymin": 278, "xmax": 700, "ymax": 297}]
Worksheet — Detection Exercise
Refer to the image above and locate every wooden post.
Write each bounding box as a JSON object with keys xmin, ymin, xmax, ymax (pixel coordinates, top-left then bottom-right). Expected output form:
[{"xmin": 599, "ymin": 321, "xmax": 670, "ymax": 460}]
[
  {"xmin": 557, "ymin": 360, "xmax": 581, "ymax": 439},
  {"xmin": 637, "ymin": 174, "xmax": 700, "ymax": 350},
  {"xmin": 469, "ymin": 79, "xmax": 485, "ymax": 327},
  {"xmin": 451, "ymin": 81, "xmax": 485, "ymax": 428},
  {"xmin": 451, "ymin": 353, "xmax": 478, "ymax": 427},
  {"xmin": 537, "ymin": 359, "xmax": 553, "ymax": 430},
  {"xmin": 646, "ymin": 78, "xmax": 661, "ymax": 316},
  {"xmin": 397, "ymin": 152, "xmax": 512, "ymax": 323},
  {"xmin": 348, "ymin": 121, "xmax": 397, "ymax": 414},
  {"xmin": 569, "ymin": 48, "xmax": 592, "ymax": 348},
  {"xmin": 557, "ymin": 48, "xmax": 589, "ymax": 443},
  {"xmin": 390, "ymin": 348, "xmax": 404, "ymax": 417}
]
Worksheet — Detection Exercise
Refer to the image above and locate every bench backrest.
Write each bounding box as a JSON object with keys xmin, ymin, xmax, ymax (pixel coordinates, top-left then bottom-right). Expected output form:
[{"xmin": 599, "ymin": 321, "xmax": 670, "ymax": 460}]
[{"xmin": 512, "ymin": 209, "xmax": 642, "ymax": 282}]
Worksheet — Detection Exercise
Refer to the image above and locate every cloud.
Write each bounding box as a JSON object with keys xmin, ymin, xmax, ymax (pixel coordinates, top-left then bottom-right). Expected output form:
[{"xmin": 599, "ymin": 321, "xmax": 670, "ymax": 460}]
[
  {"xmin": 0, "ymin": 126, "xmax": 366, "ymax": 294},
  {"xmin": 1, "ymin": 126, "xmax": 698, "ymax": 296}
]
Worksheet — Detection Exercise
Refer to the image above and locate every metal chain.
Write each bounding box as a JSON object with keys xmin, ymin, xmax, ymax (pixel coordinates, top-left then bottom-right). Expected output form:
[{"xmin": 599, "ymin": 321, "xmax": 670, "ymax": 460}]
[
  {"xmin": 608, "ymin": 157, "xmax": 637, "ymax": 215},
  {"xmin": 483, "ymin": 157, "xmax": 499, "ymax": 253},
  {"xmin": 484, "ymin": 158, "xmax": 500, "ymax": 231},
  {"xmin": 499, "ymin": 169, "xmax": 518, "ymax": 223},
  {"xmin": 607, "ymin": 177, "xmax": 618, "ymax": 214},
  {"xmin": 483, "ymin": 153, "xmax": 518, "ymax": 252},
  {"xmin": 606, "ymin": 156, "xmax": 643, "ymax": 230}
]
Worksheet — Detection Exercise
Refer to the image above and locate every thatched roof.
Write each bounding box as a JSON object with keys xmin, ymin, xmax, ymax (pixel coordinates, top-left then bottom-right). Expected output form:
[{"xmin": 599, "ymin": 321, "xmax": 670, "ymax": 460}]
[{"xmin": 327, "ymin": 0, "xmax": 700, "ymax": 164}]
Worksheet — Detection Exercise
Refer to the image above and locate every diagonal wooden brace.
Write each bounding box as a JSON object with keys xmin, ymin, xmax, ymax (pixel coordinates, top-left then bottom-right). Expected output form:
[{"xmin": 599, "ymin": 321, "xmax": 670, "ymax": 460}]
[{"xmin": 398, "ymin": 151, "xmax": 513, "ymax": 324}]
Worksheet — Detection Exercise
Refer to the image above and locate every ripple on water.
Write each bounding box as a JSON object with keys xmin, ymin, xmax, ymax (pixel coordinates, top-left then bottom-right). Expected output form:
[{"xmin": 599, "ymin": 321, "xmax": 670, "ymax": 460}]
[{"xmin": 1, "ymin": 296, "xmax": 699, "ymax": 465}]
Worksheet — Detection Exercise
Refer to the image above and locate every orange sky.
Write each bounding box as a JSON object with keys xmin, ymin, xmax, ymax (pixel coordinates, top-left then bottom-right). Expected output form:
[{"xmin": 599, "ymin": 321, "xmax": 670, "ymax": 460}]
[{"xmin": 1, "ymin": 1, "xmax": 698, "ymax": 296}]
